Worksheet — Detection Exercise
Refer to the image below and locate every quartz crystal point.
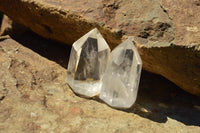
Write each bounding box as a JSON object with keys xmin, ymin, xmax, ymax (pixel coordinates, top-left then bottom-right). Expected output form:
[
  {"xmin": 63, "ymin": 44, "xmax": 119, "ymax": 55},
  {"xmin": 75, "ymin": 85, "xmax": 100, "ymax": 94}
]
[
  {"xmin": 66, "ymin": 28, "xmax": 110, "ymax": 97},
  {"xmin": 99, "ymin": 39, "xmax": 142, "ymax": 109}
]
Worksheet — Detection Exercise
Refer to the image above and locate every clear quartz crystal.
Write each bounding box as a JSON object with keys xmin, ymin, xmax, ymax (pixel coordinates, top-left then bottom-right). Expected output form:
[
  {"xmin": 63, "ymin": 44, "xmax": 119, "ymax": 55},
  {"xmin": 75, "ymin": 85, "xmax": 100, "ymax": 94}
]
[
  {"xmin": 99, "ymin": 39, "xmax": 142, "ymax": 109},
  {"xmin": 66, "ymin": 28, "xmax": 110, "ymax": 97}
]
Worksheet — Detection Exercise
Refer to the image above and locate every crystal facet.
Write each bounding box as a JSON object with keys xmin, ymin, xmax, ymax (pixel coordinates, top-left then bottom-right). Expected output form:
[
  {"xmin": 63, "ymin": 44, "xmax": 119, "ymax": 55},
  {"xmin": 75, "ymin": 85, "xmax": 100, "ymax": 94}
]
[
  {"xmin": 66, "ymin": 28, "xmax": 110, "ymax": 97},
  {"xmin": 99, "ymin": 39, "xmax": 142, "ymax": 109}
]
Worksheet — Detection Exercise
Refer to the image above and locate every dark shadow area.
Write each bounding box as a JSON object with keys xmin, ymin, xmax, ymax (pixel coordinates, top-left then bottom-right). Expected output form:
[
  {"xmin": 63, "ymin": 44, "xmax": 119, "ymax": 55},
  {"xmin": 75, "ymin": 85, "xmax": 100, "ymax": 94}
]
[
  {"xmin": 0, "ymin": 12, "xmax": 3, "ymax": 28},
  {"xmin": 130, "ymin": 71, "xmax": 200, "ymax": 126},
  {"xmin": 8, "ymin": 24, "xmax": 200, "ymax": 126},
  {"xmin": 9, "ymin": 24, "xmax": 71, "ymax": 69}
]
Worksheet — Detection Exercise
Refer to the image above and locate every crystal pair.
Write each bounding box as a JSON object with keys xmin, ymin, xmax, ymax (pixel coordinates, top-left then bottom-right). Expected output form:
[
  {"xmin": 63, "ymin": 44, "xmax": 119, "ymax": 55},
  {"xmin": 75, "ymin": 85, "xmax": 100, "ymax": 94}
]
[{"xmin": 66, "ymin": 28, "xmax": 142, "ymax": 109}]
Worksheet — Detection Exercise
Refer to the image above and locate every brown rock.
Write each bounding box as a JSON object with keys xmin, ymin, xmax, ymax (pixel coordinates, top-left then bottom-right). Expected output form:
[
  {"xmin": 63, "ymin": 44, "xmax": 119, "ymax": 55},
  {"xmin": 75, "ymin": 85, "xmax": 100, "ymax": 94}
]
[
  {"xmin": 162, "ymin": 0, "xmax": 200, "ymax": 46},
  {"xmin": 133, "ymin": 37, "xmax": 200, "ymax": 96},
  {"xmin": 0, "ymin": 15, "xmax": 12, "ymax": 36},
  {"xmin": 0, "ymin": 15, "xmax": 28, "ymax": 37},
  {"xmin": 0, "ymin": 0, "xmax": 122, "ymax": 49},
  {"xmin": 0, "ymin": 35, "xmax": 200, "ymax": 132},
  {"xmin": 0, "ymin": 0, "xmax": 199, "ymax": 95}
]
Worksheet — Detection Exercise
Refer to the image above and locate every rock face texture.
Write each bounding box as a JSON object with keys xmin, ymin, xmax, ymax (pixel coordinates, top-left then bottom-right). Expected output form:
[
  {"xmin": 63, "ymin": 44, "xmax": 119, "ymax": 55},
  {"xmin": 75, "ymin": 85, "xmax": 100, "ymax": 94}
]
[
  {"xmin": 162, "ymin": 0, "xmax": 200, "ymax": 46},
  {"xmin": 133, "ymin": 37, "xmax": 200, "ymax": 97},
  {"xmin": 0, "ymin": 15, "xmax": 12, "ymax": 36},
  {"xmin": 0, "ymin": 0, "xmax": 199, "ymax": 96},
  {"xmin": 0, "ymin": 30, "xmax": 200, "ymax": 132}
]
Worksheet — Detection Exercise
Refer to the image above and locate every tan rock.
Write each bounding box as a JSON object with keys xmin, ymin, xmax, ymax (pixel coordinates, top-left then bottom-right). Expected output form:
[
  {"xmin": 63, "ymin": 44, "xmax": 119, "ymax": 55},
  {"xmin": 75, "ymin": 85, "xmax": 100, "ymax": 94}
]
[
  {"xmin": 0, "ymin": 0, "xmax": 199, "ymax": 95},
  {"xmin": 162, "ymin": 0, "xmax": 200, "ymax": 46},
  {"xmin": 133, "ymin": 37, "xmax": 200, "ymax": 96},
  {"xmin": 0, "ymin": 15, "xmax": 28, "ymax": 37},
  {"xmin": 0, "ymin": 36, "xmax": 199, "ymax": 132},
  {"xmin": 0, "ymin": 15, "xmax": 12, "ymax": 36}
]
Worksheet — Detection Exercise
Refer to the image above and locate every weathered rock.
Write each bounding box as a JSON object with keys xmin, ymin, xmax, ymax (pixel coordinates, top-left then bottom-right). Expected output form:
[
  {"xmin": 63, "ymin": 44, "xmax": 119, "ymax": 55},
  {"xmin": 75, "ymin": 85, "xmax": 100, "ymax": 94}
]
[
  {"xmin": 0, "ymin": 15, "xmax": 12, "ymax": 36},
  {"xmin": 132, "ymin": 37, "xmax": 200, "ymax": 96},
  {"xmin": 0, "ymin": 35, "xmax": 200, "ymax": 132},
  {"xmin": 0, "ymin": 0, "xmax": 199, "ymax": 96},
  {"xmin": 0, "ymin": 15, "xmax": 28, "ymax": 37},
  {"xmin": 0, "ymin": 0, "xmax": 174, "ymax": 47},
  {"xmin": 0, "ymin": 0, "xmax": 122, "ymax": 48},
  {"xmin": 162, "ymin": 0, "xmax": 200, "ymax": 46}
]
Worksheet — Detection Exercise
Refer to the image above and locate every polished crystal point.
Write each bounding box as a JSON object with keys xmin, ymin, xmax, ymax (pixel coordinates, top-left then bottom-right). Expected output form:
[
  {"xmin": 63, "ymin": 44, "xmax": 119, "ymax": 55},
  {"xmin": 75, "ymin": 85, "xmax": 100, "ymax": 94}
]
[
  {"xmin": 99, "ymin": 39, "xmax": 142, "ymax": 109},
  {"xmin": 66, "ymin": 28, "xmax": 110, "ymax": 97}
]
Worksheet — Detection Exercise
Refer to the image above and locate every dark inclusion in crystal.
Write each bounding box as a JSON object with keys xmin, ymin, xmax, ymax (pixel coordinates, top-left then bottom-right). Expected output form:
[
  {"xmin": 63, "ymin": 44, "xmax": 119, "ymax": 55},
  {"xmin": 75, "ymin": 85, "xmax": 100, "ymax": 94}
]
[
  {"xmin": 75, "ymin": 37, "xmax": 100, "ymax": 80},
  {"xmin": 66, "ymin": 28, "xmax": 110, "ymax": 97},
  {"xmin": 121, "ymin": 49, "xmax": 134, "ymax": 71}
]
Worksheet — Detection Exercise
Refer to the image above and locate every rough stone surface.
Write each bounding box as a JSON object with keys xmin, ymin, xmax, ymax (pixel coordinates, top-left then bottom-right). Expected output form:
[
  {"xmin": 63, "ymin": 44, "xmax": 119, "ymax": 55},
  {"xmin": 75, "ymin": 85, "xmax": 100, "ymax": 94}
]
[
  {"xmin": 162, "ymin": 0, "xmax": 200, "ymax": 46},
  {"xmin": 0, "ymin": 15, "xmax": 12, "ymax": 36},
  {"xmin": 0, "ymin": 15, "xmax": 28, "ymax": 37},
  {"xmin": 0, "ymin": 30, "xmax": 200, "ymax": 132},
  {"xmin": 0, "ymin": 0, "xmax": 199, "ymax": 95},
  {"xmin": 133, "ymin": 37, "xmax": 200, "ymax": 96},
  {"xmin": 0, "ymin": 0, "xmax": 122, "ymax": 48}
]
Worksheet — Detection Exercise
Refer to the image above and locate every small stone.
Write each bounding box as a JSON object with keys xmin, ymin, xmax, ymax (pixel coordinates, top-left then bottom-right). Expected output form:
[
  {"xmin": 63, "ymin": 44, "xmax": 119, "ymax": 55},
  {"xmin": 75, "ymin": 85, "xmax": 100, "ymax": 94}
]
[
  {"xmin": 66, "ymin": 28, "xmax": 110, "ymax": 97},
  {"xmin": 99, "ymin": 39, "xmax": 142, "ymax": 109}
]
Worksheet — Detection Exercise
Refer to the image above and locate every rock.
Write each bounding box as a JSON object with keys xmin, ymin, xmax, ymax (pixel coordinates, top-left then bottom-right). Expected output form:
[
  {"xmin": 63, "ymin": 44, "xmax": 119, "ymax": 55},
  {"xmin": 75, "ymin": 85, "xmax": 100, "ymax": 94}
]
[
  {"xmin": 0, "ymin": 0, "xmax": 174, "ymax": 47},
  {"xmin": 162, "ymin": 0, "xmax": 200, "ymax": 46},
  {"xmin": 133, "ymin": 37, "xmax": 200, "ymax": 96},
  {"xmin": 0, "ymin": 0, "xmax": 199, "ymax": 96},
  {"xmin": 0, "ymin": 15, "xmax": 12, "ymax": 36},
  {"xmin": 0, "ymin": 34, "xmax": 200, "ymax": 132},
  {"xmin": 0, "ymin": 15, "xmax": 28, "ymax": 37},
  {"xmin": 0, "ymin": 0, "xmax": 122, "ymax": 48}
]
